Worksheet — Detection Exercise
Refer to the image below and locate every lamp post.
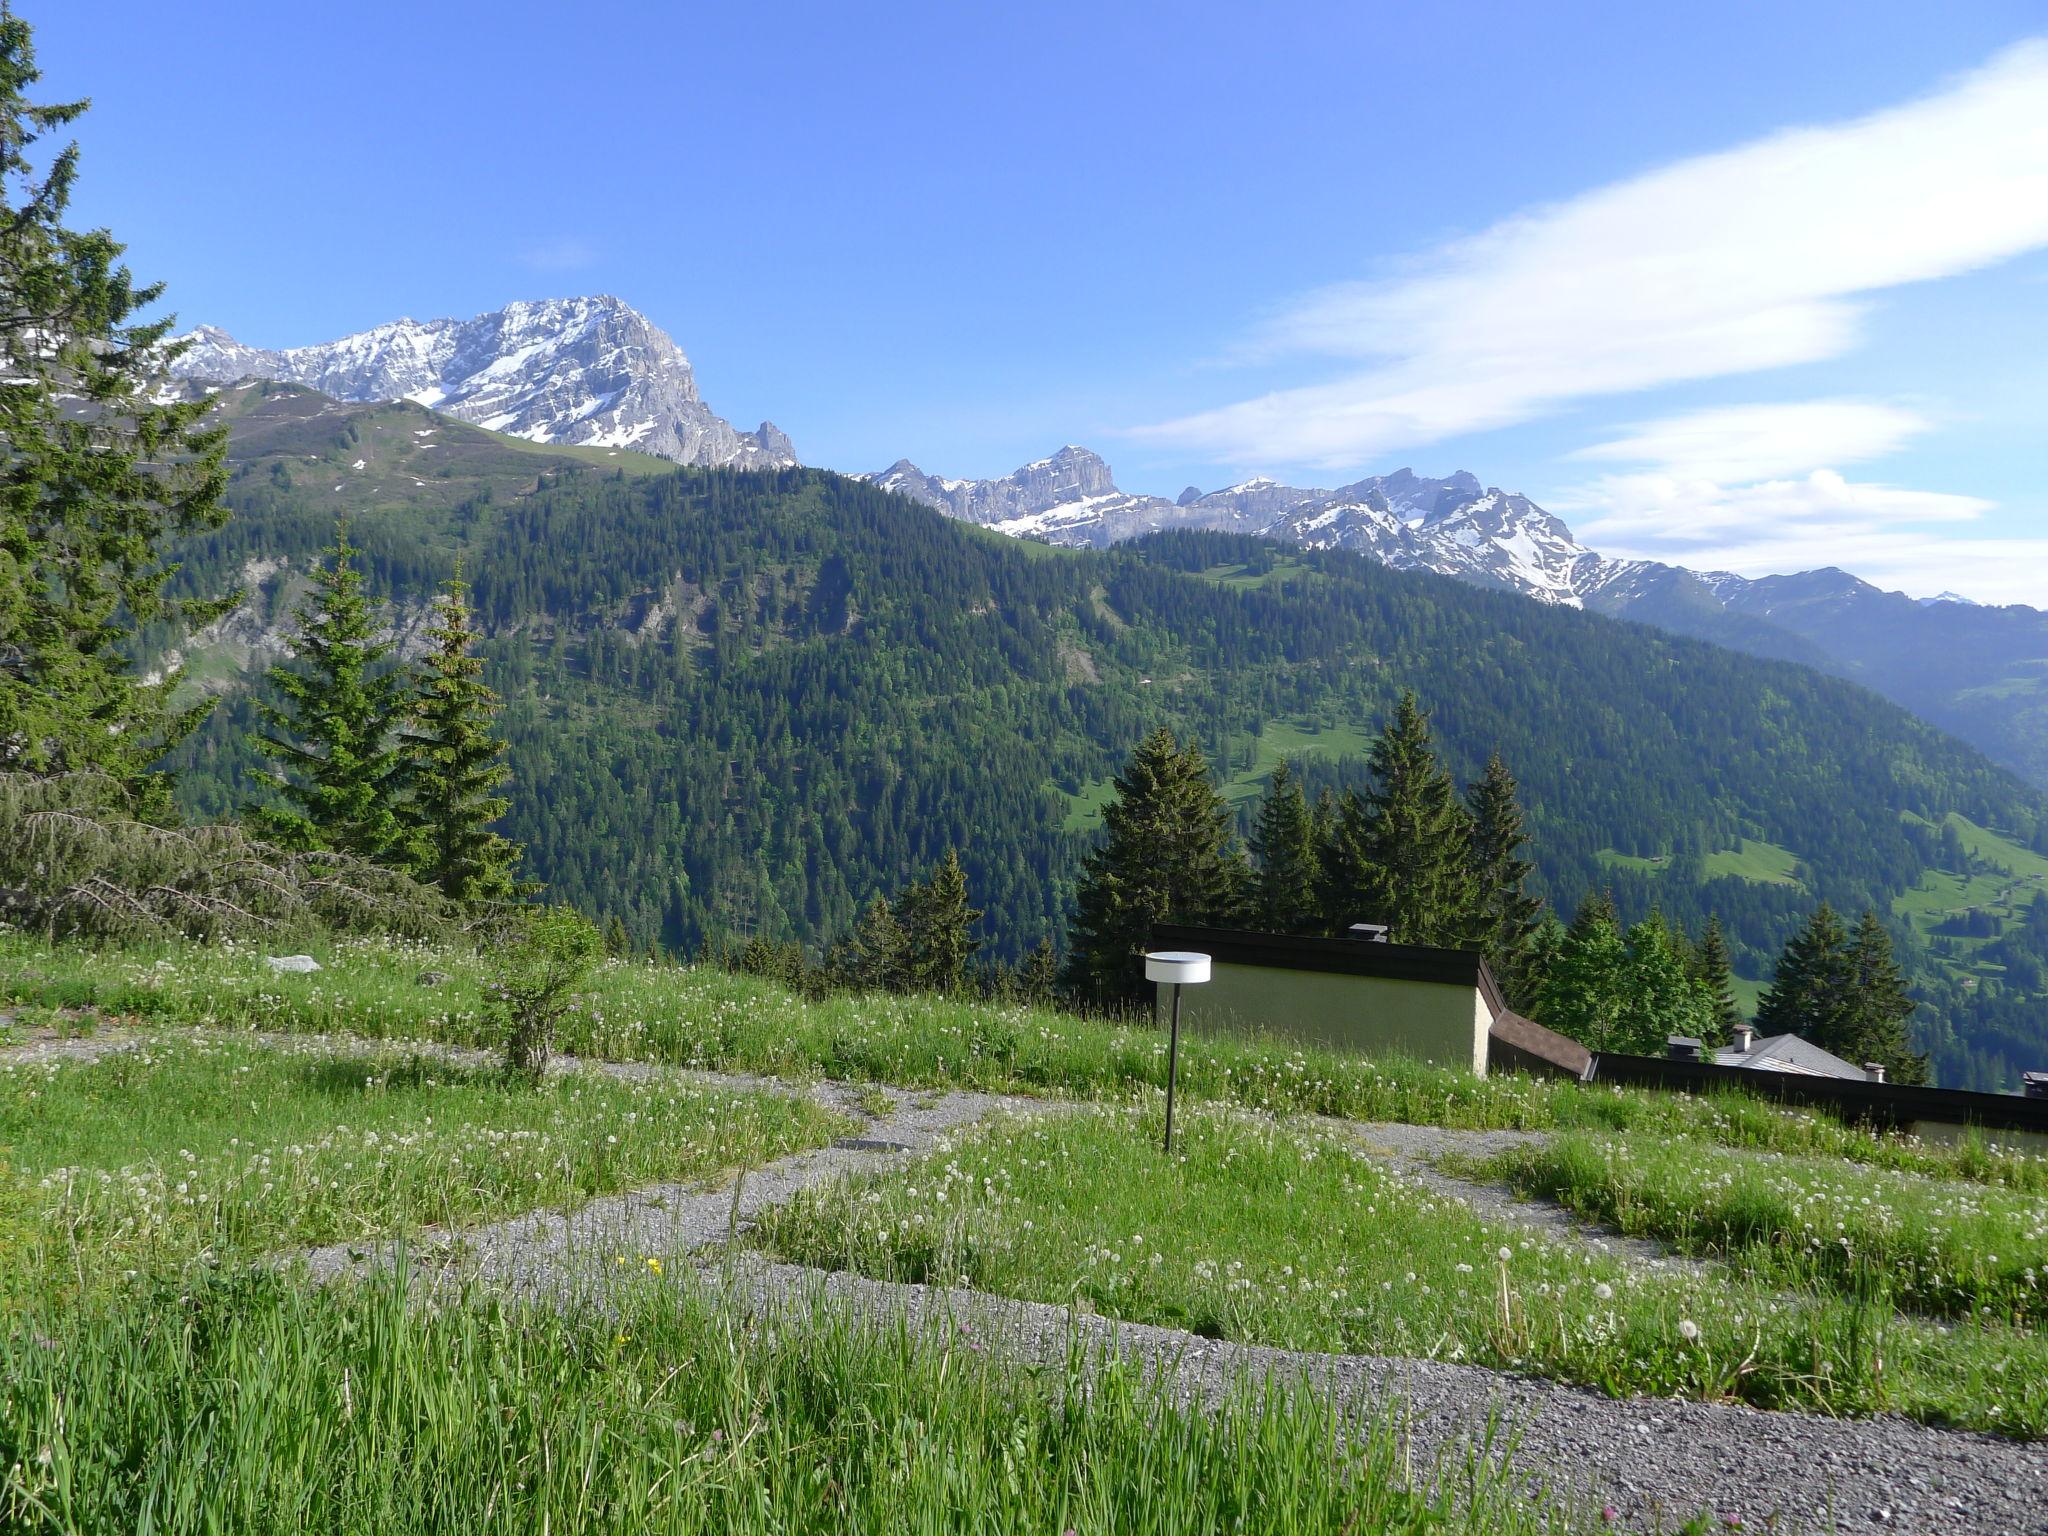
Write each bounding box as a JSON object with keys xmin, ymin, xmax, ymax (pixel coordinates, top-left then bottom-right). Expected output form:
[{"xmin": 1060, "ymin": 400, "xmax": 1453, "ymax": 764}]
[{"xmin": 1144, "ymin": 950, "xmax": 1210, "ymax": 1155}]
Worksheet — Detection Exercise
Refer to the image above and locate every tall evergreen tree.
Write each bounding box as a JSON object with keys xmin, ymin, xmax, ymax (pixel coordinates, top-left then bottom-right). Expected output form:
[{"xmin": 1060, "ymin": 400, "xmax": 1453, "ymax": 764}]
[
  {"xmin": 399, "ymin": 567, "xmax": 524, "ymax": 903},
  {"xmin": 1065, "ymin": 726, "xmax": 1244, "ymax": 1002},
  {"xmin": 1692, "ymin": 915, "xmax": 1742, "ymax": 1039},
  {"xmin": 1466, "ymin": 751, "xmax": 1544, "ymax": 1005},
  {"xmin": 1320, "ymin": 692, "xmax": 1480, "ymax": 946},
  {"xmin": 1248, "ymin": 759, "xmax": 1319, "ymax": 932},
  {"xmin": 0, "ymin": 15, "xmax": 228, "ymax": 796},
  {"xmin": 1844, "ymin": 909, "xmax": 1928, "ymax": 1084},
  {"xmin": 1755, "ymin": 902, "xmax": 1856, "ymax": 1047},
  {"xmin": 827, "ymin": 892, "xmax": 908, "ymax": 992},
  {"xmin": 249, "ymin": 525, "xmax": 407, "ymax": 860},
  {"xmin": 898, "ymin": 847, "xmax": 980, "ymax": 994}
]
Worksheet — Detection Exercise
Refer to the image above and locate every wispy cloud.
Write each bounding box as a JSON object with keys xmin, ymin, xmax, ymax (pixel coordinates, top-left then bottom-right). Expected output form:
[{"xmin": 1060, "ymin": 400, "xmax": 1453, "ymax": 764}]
[
  {"xmin": 1131, "ymin": 40, "xmax": 2048, "ymax": 469},
  {"xmin": 517, "ymin": 237, "xmax": 600, "ymax": 273},
  {"xmin": 1567, "ymin": 400, "xmax": 1935, "ymax": 482}
]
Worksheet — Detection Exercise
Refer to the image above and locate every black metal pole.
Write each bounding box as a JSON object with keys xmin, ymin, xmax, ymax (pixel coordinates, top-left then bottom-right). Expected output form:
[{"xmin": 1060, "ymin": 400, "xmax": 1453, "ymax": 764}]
[{"xmin": 1164, "ymin": 981, "xmax": 1183, "ymax": 1154}]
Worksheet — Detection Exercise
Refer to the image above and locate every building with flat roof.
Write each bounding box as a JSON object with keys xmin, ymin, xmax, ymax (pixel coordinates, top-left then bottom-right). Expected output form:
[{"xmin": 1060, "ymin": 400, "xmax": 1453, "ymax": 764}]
[{"xmin": 1147, "ymin": 925, "xmax": 1586, "ymax": 1078}]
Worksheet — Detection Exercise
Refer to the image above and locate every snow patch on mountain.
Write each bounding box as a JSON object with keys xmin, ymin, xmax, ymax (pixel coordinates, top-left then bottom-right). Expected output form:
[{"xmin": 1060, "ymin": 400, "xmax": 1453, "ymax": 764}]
[
  {"xmin": 862, "ymin": 451, "xmax": 1613, "ymax": 607},
  {"xmin": 169, "ymin": 297, "xmax": 794, "ymax": 471}
]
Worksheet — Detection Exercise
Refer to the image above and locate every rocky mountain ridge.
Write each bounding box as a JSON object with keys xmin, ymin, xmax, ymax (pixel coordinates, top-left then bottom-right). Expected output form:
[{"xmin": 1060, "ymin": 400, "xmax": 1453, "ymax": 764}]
[
  {"xmin": 862, "ymin": 446, "xmax": 2048, "ymax": 788},
  {"xmin": 864, "ymin": 448, "xmax": 1610, "ymax": 608},
  {"xmin": 170, "ymin": 296, "xmax": 795, "ymax": 470}
]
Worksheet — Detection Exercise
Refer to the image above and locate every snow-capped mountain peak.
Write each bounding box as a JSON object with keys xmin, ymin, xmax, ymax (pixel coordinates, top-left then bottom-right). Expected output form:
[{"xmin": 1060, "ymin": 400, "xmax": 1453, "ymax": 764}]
[
  {"xmin": 168, "ymin": 296, "xmax": 795, "ymax": 470},
  {"xmin": 859, "ymin": 450, "xmax": 1601, "ymax": 605}
]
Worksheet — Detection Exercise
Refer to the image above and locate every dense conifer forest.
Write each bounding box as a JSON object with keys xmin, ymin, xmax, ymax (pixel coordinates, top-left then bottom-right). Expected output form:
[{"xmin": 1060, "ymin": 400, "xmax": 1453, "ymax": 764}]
[{"xmin": 151, "ymin": 406, "xmax": 2048, "ymax": 1088}]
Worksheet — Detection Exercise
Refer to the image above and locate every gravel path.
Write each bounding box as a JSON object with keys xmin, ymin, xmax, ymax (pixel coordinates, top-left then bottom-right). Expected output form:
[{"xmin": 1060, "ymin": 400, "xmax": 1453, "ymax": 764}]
[
  {"xmin": 15, "ymin": 1022, "xmax": 2041, "ymax": 1533},
  {"xmin": 715, "ymin": 1257, "xmax": 2048, "ymax": 1536},
  {"xmin": 299, "ymin": 1082, "xmax": 1055, "ymax": 1287},
  {"xmin": 0, "ymin": 1021, "xmax": 143, "ymax": 1069},
  {"xmin": 1332, "ymin": 1119, "xmax": 1710, "ymax": 1272}
]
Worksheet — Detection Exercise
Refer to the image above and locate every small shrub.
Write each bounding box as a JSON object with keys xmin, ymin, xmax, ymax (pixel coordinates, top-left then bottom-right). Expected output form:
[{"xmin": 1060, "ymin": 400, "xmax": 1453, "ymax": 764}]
[{"xmin": 485, "ymin": 907, "xmax": 604, "ymax": 1078}]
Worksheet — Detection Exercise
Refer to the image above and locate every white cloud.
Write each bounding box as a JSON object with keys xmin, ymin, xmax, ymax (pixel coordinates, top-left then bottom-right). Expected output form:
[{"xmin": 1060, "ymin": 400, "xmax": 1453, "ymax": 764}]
[
  {"xmin": 1568, "ymin": 400, "xmax": 1935, "ymax": 482},
  {"xmin": 1564, "ymin": 470, "xmax": 2048, "ymax": 605},
  {"xmin": 1132, "ymin": 39, "xmax": 2048, "ymax": 468}
]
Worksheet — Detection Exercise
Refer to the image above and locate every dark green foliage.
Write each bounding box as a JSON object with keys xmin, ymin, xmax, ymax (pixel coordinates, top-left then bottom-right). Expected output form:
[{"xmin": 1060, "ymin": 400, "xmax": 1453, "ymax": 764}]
[
  {"xmin": 153, "ymin": 456, "xmax": 2048, "ymax": 1085},
  {"xmin": 1066, "ymin": 727, "xmax": 1245, "ymax": 1003},
  {"xmin": 1845, "ymin": 910, "xmax": 1929, "ymax": 1085},
  {"xmin": 487, "ymin": 905, "xmax": 604, "ymax": 1078},
  {"xmin": 895, "ymin": 847, "xmax": 981, "ymax": 995},
  {"xmin": 1319, "ymin": 692, "xmax": 1480, "ymax": 947},
  {"xmin": 825, "ymin": 894, "xmax": 909, "ymax": 993},
  {"xmin": 1248, "ymin": 760, "xmax": 1319, "ymax": 933},
  {"xmin": 399, "ymin": 569, "xmax": 525, "ymax": 904},
  {"xmin": 249, "ymin": 526, "xmax": 409, "ymax": 860},
  {"xmin": 0, "ymin": 16, "xmax": 228, "ymax": 798},
  {"xmin": 1466, "ymin": 751, "xmax": 1544, "ymax": 1006},
  {"xmin": 1014, "ymin": 937, "xmax": 1060, "ymax": 1004},
  {"xmin": 1692, "ymin": 916, "xmax": 1741, "ymax": 1035},
  {"xmin": 1756, "ymin": 903, "xmax": 1853, "ymax": 1051},
  {"xmin": 1754, "ymin": 903, "xmax": 1931, "ymax": 1082}
]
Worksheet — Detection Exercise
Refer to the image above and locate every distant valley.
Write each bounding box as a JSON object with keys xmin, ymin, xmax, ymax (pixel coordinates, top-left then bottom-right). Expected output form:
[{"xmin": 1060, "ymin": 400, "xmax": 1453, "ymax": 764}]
[{"xmin": 172, "ymin": 295, "xmax": 2048, "ymax": 791}]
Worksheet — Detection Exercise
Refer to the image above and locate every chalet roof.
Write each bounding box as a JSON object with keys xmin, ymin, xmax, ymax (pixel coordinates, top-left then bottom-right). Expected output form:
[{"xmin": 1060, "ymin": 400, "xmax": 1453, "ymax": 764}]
[{"xmin": 1713, "ymin": 1032, "xmax": 1866, "ymax": 1080}]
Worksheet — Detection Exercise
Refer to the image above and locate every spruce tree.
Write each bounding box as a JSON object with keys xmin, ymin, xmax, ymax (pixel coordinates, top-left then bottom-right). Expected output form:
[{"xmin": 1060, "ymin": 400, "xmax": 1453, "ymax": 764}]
[
  {"xmin": 897, "ymin": 847, "xmax": 980, "ymax": 994},
  {"xmin": 1015, "ymin": 937, "xmax": 1060, "ymax": 1004},
  {"xmin": 1248, "ymin": 759, "xmax": 1319, "ymax": 932},
  {"xmin": 1844, "ymin": 909, "xmax": 1928, "ymax": 1084},
  {"xmin": 250, "ymin": 525, "xmax": 407, "ymax": 860},
  {"xmin": 0, "ymin": 15, "xmax": 229, "ymax": 795},
  {"xmin": 1756, "ymin": 902, "xmax": 1856, "ymax": 1047},
  {"xmin": 1320, "ymin": 692, "xmax": 1480, "ymax": 946},
  {"xmin": 1065, "ymin": 726, "xmax": 1244, "ymax": 1002},
  {"xmin": 399, "ymin": 567, "xmax": 524, "ymax": 903},
  {"xmin": 1692, "ymin": 916, "xmax": 1742, "ymax": 1039},
  {"xmin": 1466, "ymin": 751, "xmax": 1544, "ymax": 1005},
  {"xmin": 829, "ymin": 892, "xmax": 907, "ymax": 992}
]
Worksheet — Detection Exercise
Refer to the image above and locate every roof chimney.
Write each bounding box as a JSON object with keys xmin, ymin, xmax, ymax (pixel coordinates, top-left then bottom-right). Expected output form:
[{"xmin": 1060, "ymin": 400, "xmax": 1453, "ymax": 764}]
[
  {"xmin": 1731, "ymin": 1023, "xmax": 1756, "ymax": 1054},
  {"xmin": 1865, "ymin": 1063, "xmax": 1887, "ymax": 1084},
  {"xmin": 1347, "ymin": 923, "xmax": 1391, "ymax": 943},
  {"xmin": 1667, "ymin": 1036, "xmax": 1704, "ymax": 1063}
]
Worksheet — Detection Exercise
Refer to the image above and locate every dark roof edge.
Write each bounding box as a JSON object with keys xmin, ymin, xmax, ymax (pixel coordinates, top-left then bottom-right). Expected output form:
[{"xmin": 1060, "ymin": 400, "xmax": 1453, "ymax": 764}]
[{"xmin": 1150, "ymin": 924, "xmax": 1504, "ymax": 1015}]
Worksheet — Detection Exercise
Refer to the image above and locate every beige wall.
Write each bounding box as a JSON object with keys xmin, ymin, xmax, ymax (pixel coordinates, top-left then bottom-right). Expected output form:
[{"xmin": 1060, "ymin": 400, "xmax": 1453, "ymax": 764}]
[{"xmin": 1157, "ymin": 961, "xmax": 1492, "ymax": 1075}]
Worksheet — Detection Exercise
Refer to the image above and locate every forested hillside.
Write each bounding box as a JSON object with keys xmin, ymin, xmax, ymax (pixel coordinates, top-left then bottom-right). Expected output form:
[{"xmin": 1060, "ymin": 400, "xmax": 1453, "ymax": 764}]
[{"xmin": 154, "ymin": 403, "xmax": 2048, "ymax": 1087}]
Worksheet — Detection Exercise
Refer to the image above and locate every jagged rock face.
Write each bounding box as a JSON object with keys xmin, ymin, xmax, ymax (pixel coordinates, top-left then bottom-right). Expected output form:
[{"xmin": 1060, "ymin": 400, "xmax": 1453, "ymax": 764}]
[
  {"xmin": 170, "ymin": 297, "xmax": 795, "ymax": 470},
  {"xmin": 863, "ymin": 451, "xmax": 1610, "ymax": 605},
  {"xmin": 867, "ymin": 447, "xmax": 1179, "ymax": 545}
]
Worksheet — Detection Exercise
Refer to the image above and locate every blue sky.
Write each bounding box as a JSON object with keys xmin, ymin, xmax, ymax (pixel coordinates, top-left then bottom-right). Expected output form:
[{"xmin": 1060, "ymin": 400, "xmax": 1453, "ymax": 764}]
[{"xmin": 38, "ymin": 1, "xmax": 2048, "ymax": 601}]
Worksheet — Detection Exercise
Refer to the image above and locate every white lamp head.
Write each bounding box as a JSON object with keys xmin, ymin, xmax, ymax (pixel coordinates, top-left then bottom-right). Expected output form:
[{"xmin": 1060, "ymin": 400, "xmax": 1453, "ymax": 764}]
[{"xmin": 1144, "ymin": 950, "xmax": 1211, "ymax": 985}]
